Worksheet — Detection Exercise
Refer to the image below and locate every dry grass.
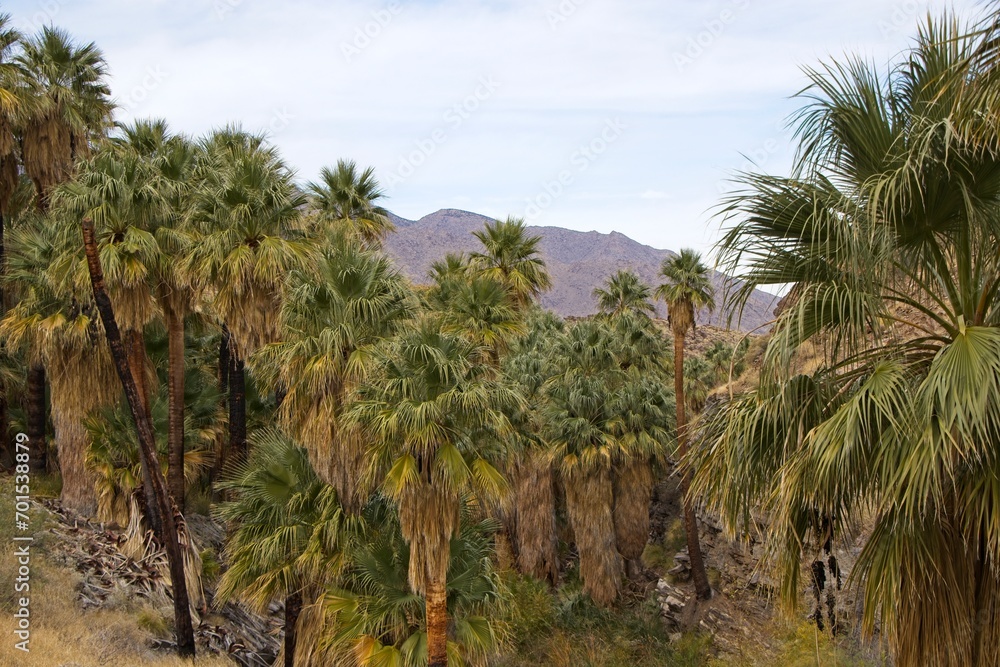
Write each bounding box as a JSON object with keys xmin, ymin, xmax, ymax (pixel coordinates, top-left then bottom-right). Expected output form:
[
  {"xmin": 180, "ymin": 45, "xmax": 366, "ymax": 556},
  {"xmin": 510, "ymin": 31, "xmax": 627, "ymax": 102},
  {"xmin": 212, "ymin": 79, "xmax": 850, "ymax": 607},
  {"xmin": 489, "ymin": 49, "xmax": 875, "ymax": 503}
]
[{"xmin": 0, "ymin": 476, "xmax": 230, "ymax": 667}]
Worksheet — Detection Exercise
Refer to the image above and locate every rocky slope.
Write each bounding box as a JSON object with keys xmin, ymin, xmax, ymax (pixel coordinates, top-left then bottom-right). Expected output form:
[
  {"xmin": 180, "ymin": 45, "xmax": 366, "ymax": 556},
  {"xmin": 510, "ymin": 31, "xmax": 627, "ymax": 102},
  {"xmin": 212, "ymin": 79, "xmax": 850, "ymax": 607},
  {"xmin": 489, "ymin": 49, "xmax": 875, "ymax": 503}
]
[{"xmin": 383, "ymin": 209, "xmax": 778, "ymax": 332}]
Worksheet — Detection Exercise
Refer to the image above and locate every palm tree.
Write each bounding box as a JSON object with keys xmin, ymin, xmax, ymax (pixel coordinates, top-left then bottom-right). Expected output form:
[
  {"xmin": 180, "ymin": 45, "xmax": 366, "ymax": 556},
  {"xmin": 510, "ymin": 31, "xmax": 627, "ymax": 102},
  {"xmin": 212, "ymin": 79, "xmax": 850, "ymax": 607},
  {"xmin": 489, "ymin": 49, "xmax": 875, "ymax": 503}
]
[
  {"xmin": 324, "ymin": 503, "xmax": 510, "ymax": 666},
  {"xmin": 251, "ymin": 235, "xmax": 414, "ymax": 513},
  {"xmin": 16, "ymin": 25, "xmax": 113, "ymax": 211},
  {"xmin": 437, "ymin": 275, "xmax": 524, "ymax": 364},
  {"xmin": 14, "ymin": 25, "xmax": 113, "ymax": 475},
  {"xmin": 593, "ymin": 270, "xmax": 655, "ymax": 320},
  {"xmin": 52, "ymin": 119, "xmax": 199, "ymax": 511},
  {"xmin": 500, "ymin": 309, "xmax": 563, "ymax": 584},
  {"xmin": 692, "ymin": 14, "xmax": 1000, "ymax": 665},
  {"xmin": 215, "ymin": 428, "xmax": 345, "ymax": 667},
  {"xmin": 81, "ymin": 215, "xmax": 195, "ymax": 657},
  {"xmin": 345, "ymin": 321, "xmax": 520, "ymax": 667},
  {"xmin": 656, "ymin": 249, "xmax": 714, "ymax": 601},
  {"xmin": 305, "ymin": 159, "xmax": 394, "ymax": 247},
  {"xmin": 469, "ymin": 216, "xmax": 551, "ymax": 308},
  {"xmin": 126, "ymin": 122, "xmax": 198, "ymax": 506},
  {"xmin": 185, "ymin": 126, "xmax": 312, "ymax": 467},
  {"xmin": 610, "ymin": 329, "xmax": 674, "ymax": 575},
  {"xmin": 542, "ymin": 320, "xmax": 625, "ymax": 605},
  {"xmin": 1, "ymin": 215, "xmax": 120, "ymax": 514}
]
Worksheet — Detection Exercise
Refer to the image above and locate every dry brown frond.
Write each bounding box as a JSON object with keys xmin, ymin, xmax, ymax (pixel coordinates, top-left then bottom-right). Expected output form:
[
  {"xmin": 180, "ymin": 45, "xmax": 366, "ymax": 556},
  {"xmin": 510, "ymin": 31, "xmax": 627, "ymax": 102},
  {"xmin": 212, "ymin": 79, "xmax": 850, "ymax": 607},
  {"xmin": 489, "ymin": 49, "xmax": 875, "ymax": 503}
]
[
  {"xmin": 513, "ymin": 449, "xmax": 558, "ymax": 584},
  {"xmin": 612, "ymin": 457, "xmax": 653, "ymax": 561},
  {"xmin": 21, "ymin": 112, "xmax": 73, "ymax": 207},
  {"xmin": 400, "ymin": 481, "xmax": 459, "ymax": 596},
  {"xmin": 563, "ymin": 466, "xmax": 622, "ymax": 606},
  {"xmin": 46, "ymin": 338, "xmax": 117, "ymax": 516}
]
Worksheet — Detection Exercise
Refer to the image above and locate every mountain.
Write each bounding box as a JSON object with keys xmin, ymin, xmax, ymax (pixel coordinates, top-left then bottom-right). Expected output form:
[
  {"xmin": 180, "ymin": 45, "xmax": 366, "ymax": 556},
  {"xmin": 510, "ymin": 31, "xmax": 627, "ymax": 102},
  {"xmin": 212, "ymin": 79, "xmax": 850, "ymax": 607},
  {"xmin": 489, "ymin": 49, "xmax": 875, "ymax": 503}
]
[{"xmin": 383, "ymin": 209, "xmax": 777, "ymax": 332}]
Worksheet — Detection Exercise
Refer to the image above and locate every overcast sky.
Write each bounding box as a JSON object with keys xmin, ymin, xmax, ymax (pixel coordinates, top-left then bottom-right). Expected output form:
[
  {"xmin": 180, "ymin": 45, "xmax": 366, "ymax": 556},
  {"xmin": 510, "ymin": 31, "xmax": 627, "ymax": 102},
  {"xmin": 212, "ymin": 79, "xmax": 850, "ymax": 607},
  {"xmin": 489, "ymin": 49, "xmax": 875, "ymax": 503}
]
[{"xmin": 5, "ymin": 0, "xmax": 986, "ymax": 260}]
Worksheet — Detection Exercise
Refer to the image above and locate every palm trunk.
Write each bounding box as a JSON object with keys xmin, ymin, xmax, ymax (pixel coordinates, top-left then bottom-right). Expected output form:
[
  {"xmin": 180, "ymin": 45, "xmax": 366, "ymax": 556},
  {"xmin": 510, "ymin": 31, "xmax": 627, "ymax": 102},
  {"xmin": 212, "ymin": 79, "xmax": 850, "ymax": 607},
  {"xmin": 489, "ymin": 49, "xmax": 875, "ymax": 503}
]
[
  {"xmin": 209, "ymin": 328, "xmax": 232, "ymax": 486},
  {"xmin": 26, "ymin": 363, "xmax": 46, "ymax": 472},
  {"xmin": 228, "ymin": 351, "xmax": 247, "ymax": 467},
  {"xmin": 81, "ymin": 217, "xmax": 196, "ymax": 658},
  {"xmin": 50, "ymin": 381, "xmax": 99, "ymax": 516},
  {"xmin": 125, "ymin": 329, "xmax": 162, "ymax": 539},
  {"xmin": 674, "ymin": 333, "xmax": 712, "ymax": 600},
  {"xmin": 165, "ymin": 306, "xmax": 186, "ymax": 507},
  {"xmin": 426, "ymin": 577, "xmax": 449, "ymax": 667},
  {"xmin": 284, "ymin": 590, "xmax": 302, "ymax": 667},
  {"xmin": 219, "ymin": 328, "xmax": 230, "ymax": 396},
  {"xmin": 125, "ymin": 330, "xmax": 153, "ymax": 422}
]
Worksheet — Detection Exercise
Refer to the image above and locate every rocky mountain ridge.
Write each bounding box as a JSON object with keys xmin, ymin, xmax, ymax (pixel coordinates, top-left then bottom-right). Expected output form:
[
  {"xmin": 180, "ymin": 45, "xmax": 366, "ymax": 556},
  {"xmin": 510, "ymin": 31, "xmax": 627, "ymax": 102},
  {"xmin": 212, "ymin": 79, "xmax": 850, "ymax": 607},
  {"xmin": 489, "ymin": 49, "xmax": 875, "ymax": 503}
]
[{"xmin": 383, "ymin": 209, "xmax": 777, "ymax": 332}]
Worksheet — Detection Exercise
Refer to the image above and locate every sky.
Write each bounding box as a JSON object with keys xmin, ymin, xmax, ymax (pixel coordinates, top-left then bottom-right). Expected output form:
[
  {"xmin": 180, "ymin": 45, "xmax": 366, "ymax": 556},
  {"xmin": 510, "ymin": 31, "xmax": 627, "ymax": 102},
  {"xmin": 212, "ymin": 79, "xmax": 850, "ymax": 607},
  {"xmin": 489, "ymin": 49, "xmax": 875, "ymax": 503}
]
[{"xmin": 5, "ymin": 0, "xmax": 987, "ymax": 261}]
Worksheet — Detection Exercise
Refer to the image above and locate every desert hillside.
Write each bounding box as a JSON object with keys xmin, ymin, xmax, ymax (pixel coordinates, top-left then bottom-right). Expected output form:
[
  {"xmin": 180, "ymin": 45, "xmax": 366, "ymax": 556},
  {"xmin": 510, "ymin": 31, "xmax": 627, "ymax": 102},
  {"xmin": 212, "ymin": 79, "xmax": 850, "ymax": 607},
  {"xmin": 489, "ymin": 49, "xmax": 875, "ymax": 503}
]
[{"xmin": 384, "ymin": 209, "xmax": 777, "ymax": 331}]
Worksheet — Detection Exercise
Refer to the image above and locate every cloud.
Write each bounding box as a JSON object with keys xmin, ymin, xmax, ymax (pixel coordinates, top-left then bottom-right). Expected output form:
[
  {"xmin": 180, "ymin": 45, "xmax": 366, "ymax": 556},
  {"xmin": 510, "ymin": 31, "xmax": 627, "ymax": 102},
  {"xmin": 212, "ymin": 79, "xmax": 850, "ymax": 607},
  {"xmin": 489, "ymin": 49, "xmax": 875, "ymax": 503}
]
[
  {"xmin": 4, "ymin": 0, "xmax": 985, "ymax": 255},
  {"xmin": 640, "ymin": 190, "xmax": 671, "ymax": 201}
]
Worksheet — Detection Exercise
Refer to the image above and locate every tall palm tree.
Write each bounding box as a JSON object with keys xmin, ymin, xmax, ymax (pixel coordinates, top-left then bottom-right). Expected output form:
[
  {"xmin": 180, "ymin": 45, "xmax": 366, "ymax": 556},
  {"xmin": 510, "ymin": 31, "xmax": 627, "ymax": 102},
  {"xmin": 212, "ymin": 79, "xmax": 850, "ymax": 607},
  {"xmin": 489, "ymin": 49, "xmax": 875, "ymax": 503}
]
[
  {"xmin": 215, "ymin": 428, "xmax": 345, "ymax": 667},
  {"xmin": 81, "ymin": 215, "xmax": 195, "ymax": 657},
  {"xmin": 345, "ymin": 321, "xmax": 520, "ymax": 667},
  {"xmin": 128, "ymin": 122, "xmax": 198, "ymax": 506},
  {"xmin": 15, "ymin": 25, "xmax": 113, "ymax": 475},
  {"xmin": 53, "ymin": 119, "xmax": 198, "ymax": 510},
  {"xmin": 251, "ymin": 235, "xmax": 414, "ymax": 513},
  {"xmin": 500, "ymin": 309, "xmax": 563, "ymax": 584},
  {"xmin": 463, "ymin": 219, "xmax": 548, "ymax": 566},
  {"xmin": 542, "ymin": 320, "xmax": 625, "ymax": 605},
  {"xmin": 16, "ymin": 25, "xmax": 113, "ymax": 211},
  {"xmin": 656, "ymin": 249, "xmax": 714, "ymax": 601},
  {"xmin": 693, "ymin": 14, "xmax": 1000, "ymax": 665},
  {"xmin": 1, "ymin": 215, "xmax": 119, "ymax": 514},
  {"xmin": 185, "ymin": 126, "xmax": 312, "ymax": 467},
  {"xmin": 608, "ymin": 313, "xmax": 674, "ymax": 575},
  {"xmin": 305, "ymin": 159, "xmax": 394, "ymax": 247},
  {"xmin": 469, "ymin": 216, "xmax": 551, "ymax": 309},
  {"xmin": 593, "ymin": 270, "xmax": 655, "ymax": 320}
]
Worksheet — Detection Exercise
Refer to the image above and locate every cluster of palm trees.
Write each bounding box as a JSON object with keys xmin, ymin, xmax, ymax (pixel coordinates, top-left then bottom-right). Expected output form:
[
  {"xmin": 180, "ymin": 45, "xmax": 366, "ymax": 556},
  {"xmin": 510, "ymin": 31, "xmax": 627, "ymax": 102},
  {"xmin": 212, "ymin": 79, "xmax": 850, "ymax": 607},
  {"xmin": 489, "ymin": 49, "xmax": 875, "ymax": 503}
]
[
  {"xmin": 11, "ymin": 7, "xmax": 996, "ymax": 667},
  {"xmin": 0, "ymin": 13, "xmax": 730, "ymax": 665}
]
